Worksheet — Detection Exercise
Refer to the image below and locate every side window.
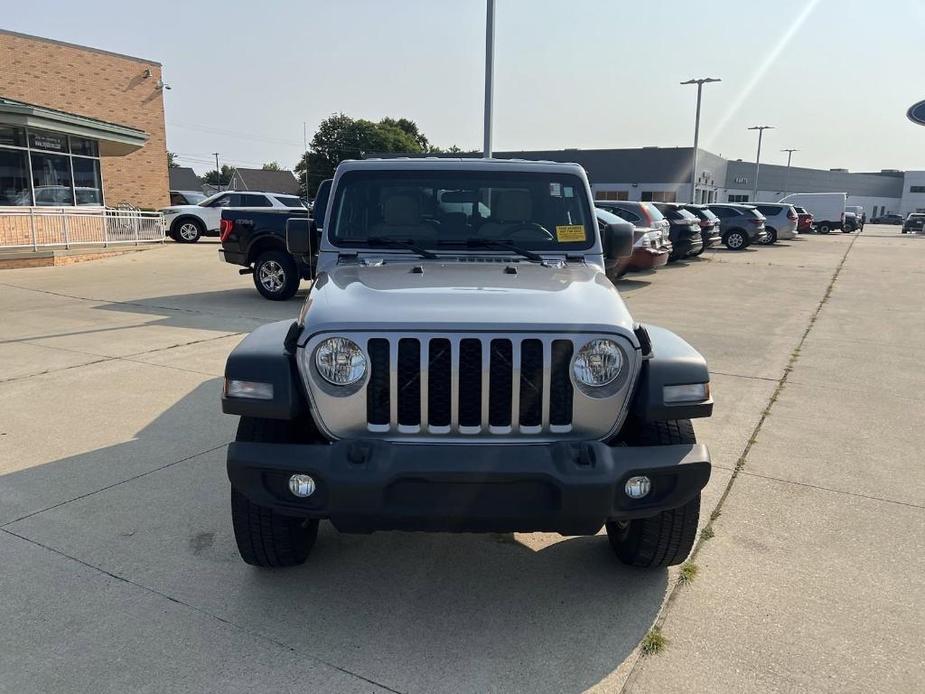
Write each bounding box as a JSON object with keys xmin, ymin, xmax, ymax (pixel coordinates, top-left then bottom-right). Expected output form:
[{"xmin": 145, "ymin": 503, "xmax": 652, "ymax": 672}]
[
  {"xmin": 208, "ymin": 194, "xmax": 232, "ymax": 208},
  {"xmin": 170, "ymin": 192, "xmax": 184, "ymax": 205},
  {"xmin": 609, "ymin": 207, "xmax": 639, "ymax": 223},
  {"xmin": 240, "ymin": 194, "xmax": 272, "ymax": 207},
  {"xmin": 757, "ymin": 205, "xmax": 778, "ymax": 216},
  {"xmin": 712, "ymin": 207, "xmax": 731, "ymax": 218}
]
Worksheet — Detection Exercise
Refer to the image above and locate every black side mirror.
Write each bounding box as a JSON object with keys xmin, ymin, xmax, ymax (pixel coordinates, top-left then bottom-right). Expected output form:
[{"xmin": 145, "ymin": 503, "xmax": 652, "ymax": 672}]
[
  {"xmin": 286, "ymin": 218, "xmax": 312, "ymax": 259},
  {"xmin": 312, "ymin": 178, "xmax": 332, "ymax": 229},
  {"xmin": 602, "ymin": 220, "xmax": 634, "ymax": 263}
]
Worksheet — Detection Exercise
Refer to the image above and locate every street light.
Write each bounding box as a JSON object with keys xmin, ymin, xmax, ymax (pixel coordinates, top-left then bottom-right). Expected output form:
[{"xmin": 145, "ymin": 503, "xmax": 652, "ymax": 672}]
[
  {"xmin": 483, "ymin": 0, "xmax": 495, "ymax": 158},
  {"xmin": 747, "ymin": 126, "xmax": 774, "ymax": 201},
  {"xmin": 212, "ymin": 152, "xmax": 222, "ymax": 192},
  {"xmin": 781, "ymin": 148, "xmax": 799, "ymax": 197},
  {"xmin": 681, "ymin": 78, "xmax": 721, "ymax": 203}
]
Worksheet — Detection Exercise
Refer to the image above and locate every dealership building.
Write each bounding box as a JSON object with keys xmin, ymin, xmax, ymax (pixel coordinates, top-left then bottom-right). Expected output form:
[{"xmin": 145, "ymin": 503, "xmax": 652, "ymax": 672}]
[
  {"xmin": 466, "ymin": 147, "xmax": 925, "ymax": 218},
  {"xmin": 0, "ymin": 29, "xmax": 169, "ymax": 211}
]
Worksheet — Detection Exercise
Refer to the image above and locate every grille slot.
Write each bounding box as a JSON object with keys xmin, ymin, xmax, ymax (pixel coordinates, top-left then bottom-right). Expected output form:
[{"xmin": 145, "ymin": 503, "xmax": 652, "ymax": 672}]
[
  {"xmin": 518, "ymin": 339, "xmax": 544, "ymax": 428},
  {"xmin": 427, "ymin": 338, "xmax": 451, "ymax": 427},
  {"xmin": 550, "ymin": 340, "xmax": 574, "ymax": 427},
  {"xmin": 367, "ymin": 339, "xmax": 390, "ymax": 426},
  {"xmin": 397, "ymin": 338, "xmax": 421, "ymax": 426},
  {"xmin": 489, "ymin": 339, "xmax": 513, "ymax": 427},
  {"xmin": 458, "ymin": 339, "xmax": 482, "ymax": 428}
]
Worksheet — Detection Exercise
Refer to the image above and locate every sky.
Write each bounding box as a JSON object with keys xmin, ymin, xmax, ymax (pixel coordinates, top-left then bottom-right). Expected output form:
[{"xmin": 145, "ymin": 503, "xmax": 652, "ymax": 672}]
[{"xmin": 5, "ymin": 0, "xmax": 925, "ymax": 175}]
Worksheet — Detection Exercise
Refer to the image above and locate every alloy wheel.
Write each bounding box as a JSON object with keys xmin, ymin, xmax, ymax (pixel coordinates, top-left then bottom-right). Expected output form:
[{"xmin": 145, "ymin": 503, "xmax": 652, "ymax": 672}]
[{"xmin": 258, "ymin": 260, "xmax": 285, "ymax": 293}]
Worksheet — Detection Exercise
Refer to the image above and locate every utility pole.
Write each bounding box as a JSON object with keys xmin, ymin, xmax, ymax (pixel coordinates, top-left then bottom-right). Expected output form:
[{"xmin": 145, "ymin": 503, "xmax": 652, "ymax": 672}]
[
  {"xmin": 781, "ymin": 148, "xmax": 799, "ymax": 197},
  {"xmin": 212, "ymin": 152, "xmax": 222, "ymax": 191},
  {"xmin": 680, "ymin": 77, "xmax": 721, "ymax": 203},
  {"xmin": 747, "ymin": 126, "xmax": 774, "ymax": 201},
  {"xmin": 303, "ymin": 122, "xmax": 309, "ymax": 198},
  {"xmin": 483, "ymin": 0, "xmax": 495, "ymax": 158}
]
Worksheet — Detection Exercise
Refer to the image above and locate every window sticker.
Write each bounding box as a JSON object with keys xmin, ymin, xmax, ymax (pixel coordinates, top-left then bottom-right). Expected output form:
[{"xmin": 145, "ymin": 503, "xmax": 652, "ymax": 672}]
[
  {"xmin": 549, "ymin": 182, "xmax": 562, "ymax": 197},
  {"xmin": 555, "ymin": 224, "xmax": 586, "ymax": 242},
  {"xmin": 564, "ymin": 186, "xmax": 574, "ymax": 198}
]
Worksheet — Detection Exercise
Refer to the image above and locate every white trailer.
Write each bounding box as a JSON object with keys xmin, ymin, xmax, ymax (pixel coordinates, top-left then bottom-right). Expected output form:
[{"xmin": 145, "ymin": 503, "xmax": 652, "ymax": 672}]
[{"xmin": 778, "ymin": 193, "xmax": 847, "ymax": 234}]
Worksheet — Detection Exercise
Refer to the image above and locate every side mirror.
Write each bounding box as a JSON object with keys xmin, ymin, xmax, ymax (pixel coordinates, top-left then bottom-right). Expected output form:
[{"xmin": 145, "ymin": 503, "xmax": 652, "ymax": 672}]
[
  {"xmin": 286, "ymin": 218, "xmax": 312, "ymax": 259},
  {"xmin": 602, "ymin": 220, "xmax": 634, "ymax": 263},
  {"xmin": 312, "ymin": 178, "xmax": 332, "ymax": 229}
]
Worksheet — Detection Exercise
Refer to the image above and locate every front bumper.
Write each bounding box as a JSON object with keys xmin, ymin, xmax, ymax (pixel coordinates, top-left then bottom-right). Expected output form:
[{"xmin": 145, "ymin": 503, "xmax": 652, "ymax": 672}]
[{"xmin": 227, "ymin": 439, "xmax": 711, "ymax": 535}]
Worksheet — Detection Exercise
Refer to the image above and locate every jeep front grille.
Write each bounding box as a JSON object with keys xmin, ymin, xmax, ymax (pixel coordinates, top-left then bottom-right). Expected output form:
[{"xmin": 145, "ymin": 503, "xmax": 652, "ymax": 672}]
[{"xmin": 366, "ymin": 336, "xmax": 575, "ymax": 434}]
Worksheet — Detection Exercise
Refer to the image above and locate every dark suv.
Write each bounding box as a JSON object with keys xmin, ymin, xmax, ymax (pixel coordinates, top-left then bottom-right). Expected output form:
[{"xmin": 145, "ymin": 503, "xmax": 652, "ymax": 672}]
[
  {"xmin": 903, "ymin": 213, "xmax": 925, "ymax": 234},
  {"xmin": 651, "ymin": 203, "xmax": 704, "ymax": 260},
  {"xmin": 707, "ymin": 204, "xmax": 769, "ymax": 249},
  {"xmin": 680, "ymin": 204, "xmax": 723, "ymax": 254}
]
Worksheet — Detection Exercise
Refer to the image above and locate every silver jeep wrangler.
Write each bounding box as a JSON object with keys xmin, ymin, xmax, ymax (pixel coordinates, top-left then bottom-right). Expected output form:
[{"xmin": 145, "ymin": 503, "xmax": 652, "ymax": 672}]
[{"xmin": 222, "ymin": 158, "xmax": 713, "ymax": 569}]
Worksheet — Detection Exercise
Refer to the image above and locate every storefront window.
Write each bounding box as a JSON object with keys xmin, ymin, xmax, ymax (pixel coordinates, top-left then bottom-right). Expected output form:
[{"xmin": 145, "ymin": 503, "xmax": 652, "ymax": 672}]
[
  {"xmin": 0, "ymin": 149, "xmax": 31, "ymax": 205},
  {"xmin": 0, "ymin": 127, "xmax": 103, "ymax": 207}
]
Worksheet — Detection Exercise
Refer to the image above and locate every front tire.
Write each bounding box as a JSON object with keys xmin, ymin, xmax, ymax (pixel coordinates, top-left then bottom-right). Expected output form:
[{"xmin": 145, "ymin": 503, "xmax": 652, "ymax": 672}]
[
  {"xmin": 173, "ymin": 218, "xmax": 204, "ymax": 243},
  {"xmin": 724, "ymin": 230, "xmax": 748, "ymax": 250},
  {"xmin": 231, "ymin": 417, "xmax": 319, "ymax": 567},
  {"xmin": 761, "ymin": 227, "xmax": 778, "ymax": 244},
  {"xmin": 607, "ymin": 420, "xmax": 701, "ymax": 568},
  {"xmin": 818, "ymin": 223, "xmax": 832, "ymax": 234},
  {"xmin": 253, "ymin": 250, "xmax": 300, "ymax": 300}
]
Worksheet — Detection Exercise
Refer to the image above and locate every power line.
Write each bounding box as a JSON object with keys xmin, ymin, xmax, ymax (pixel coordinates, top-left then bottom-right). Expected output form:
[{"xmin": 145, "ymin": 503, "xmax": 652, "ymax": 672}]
[{"xmin": 167, "ymin": 121, "xmax": 303, "ymax": 147}]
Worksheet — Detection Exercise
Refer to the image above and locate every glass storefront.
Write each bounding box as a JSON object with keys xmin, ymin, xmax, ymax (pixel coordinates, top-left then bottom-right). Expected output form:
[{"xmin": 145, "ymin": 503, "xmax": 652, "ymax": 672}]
[{"xmin": 0, "ymin": 125, "xmax": 103, "ymax": 206}]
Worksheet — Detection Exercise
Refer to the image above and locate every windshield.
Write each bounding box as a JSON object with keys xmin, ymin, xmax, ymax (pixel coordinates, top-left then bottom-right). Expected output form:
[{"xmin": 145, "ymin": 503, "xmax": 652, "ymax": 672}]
[
  {"xmin": 182, "ymin": 192, "xmax": 207, "ymax": 204},
  {"xmin": 328, "ymin": 170, "xmax": 594, "ymax": 251}
]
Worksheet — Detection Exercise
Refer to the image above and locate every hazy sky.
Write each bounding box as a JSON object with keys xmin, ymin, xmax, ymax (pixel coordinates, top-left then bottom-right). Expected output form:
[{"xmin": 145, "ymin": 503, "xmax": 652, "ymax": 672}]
[{"xmin": 6, "ymin": 0, "xmax": 925, "ymax": 174}]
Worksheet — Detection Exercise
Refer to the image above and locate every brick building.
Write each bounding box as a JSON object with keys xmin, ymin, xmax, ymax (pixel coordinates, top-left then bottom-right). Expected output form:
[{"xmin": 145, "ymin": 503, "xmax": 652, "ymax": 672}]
[{"xmin": 0, "ymin": 29, "xmax": 168, "ymax": 211}]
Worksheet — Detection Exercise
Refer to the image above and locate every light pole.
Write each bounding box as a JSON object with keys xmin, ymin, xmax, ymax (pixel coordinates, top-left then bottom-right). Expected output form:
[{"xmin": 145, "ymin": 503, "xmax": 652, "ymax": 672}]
[
  {"xmin": 483, "ymin": 0, "xmax": 495, "ymax": 158},
  {"xmin": 747, "ymin": 126, "xmax": 774, "ymax": 201},
  {"xmin": 681, "ymin": 77, "xmax": 721, "ymax": 203},
  {"xmin": 781, "ymin": 148, "xmax": 799, "ymax": 197},
  {"xmin": 212, "ymin": 152, "xmax": 221, "ymax": 191}
]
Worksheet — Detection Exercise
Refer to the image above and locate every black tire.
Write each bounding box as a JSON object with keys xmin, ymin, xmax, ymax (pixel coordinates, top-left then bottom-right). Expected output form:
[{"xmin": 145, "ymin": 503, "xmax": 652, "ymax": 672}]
[
  {"xmin": 253, "ymin": 250, "xmax": 300, "ymax": 301},
  {"xmin": 762, "ymin": 227, "xmax": 778, "ymax": 244},
  {"xmin": 690, "ymin": 244, "xmax": 706, "ymax": 257},
  {"xmin": 231, "ymin": 417, "xmax": 319, "ymax": 568},
  {"xmin": 723, "ymin": 229, "xmax": 748, "ymax": 250},
  {"xmin": 818, "ymin": 223, "xmax": 832, "ymax": 234},
  {"xmin": 172, "ymin": 218, "xmax": 203, "ymax": 243},
  {"xmin": 606, "ymin": 420, "xmax": 701, "ymax": 568}
]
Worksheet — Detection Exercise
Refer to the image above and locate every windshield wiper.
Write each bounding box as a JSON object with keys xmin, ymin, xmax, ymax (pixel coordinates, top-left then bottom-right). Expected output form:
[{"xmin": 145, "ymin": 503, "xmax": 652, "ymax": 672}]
[
  {"xmin": 454, "ymin": 237, "xmax": 546, "ymax": 264},
  {"xmin": 365, "ymin": 236, "xmax": 438, "ymax": 259}
]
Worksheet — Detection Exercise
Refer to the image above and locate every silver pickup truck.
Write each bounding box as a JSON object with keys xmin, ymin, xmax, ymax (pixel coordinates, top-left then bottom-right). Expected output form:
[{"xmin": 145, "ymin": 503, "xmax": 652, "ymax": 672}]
[{"xmin": 222, "ymin": 158, "xmax": 713, "ymax": 570}]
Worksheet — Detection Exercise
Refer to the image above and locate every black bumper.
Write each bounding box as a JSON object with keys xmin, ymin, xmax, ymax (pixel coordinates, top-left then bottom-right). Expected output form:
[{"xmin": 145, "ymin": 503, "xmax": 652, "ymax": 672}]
[
  {"xmin": 227, "ymin": 439, "xmax": 711, "ymax": 535},
  {"xmin": 701, "ymin": 228, "xmax": 722, "ymax": 248},
  {"xmin": 219, "ymin": 248, "xmax": 247, "ymax": 266}
]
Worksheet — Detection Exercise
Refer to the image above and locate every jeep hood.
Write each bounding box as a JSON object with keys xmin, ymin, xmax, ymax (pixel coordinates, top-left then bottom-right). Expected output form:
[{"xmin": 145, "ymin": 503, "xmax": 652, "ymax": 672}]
[{"xmin": 300, "ymin": 260, "xmax": 636, "ymax": 336}]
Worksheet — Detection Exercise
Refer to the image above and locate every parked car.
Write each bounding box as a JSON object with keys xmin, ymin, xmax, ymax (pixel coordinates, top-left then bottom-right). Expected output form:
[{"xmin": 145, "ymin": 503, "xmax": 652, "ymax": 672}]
[
  {"xmin": 846, "ymin": 205, "xmax": 865, "ymax": 230},
  {"xmin": 902, "ymin": 213, "xmax": 925, "ymax": 234},
  {"xmin": 169, "ymin": 190, "xmax": 207, "ymax": 206},
  {"xmin": 793, "ymin": 206, "xmax": 815, "ymax": 233},
  {"xmin": 219, "ymin": 179, "xmax": 331, "ymax": 300},
  {"xmin": 680, "ymin": 204, "xmax": 723, "ymax": 254},
  {"xmin": 843, "ymin": 211, "xmax": 859, "ymax": 233},
  {"xmin": 594, "ymin": 200, "xmax": 670, "ymax": 238},
  {"xmin": 706, "ymin": 203, "xmax": 769, "ymax": 249},
  {"xmin": 753, "ymin": 203, "xmax": 799, "ymax": 244},
  {"xmin": 779, "ymin": 192, "xmax": 846, "ymax": 234},
  {"xmin": 651, "ymin": 203, "xmax": 704, "ymax": 260},
  {"xmin": 594, "ymin": 208, "xmax": 670, "ymax": 278},
  {"xmin": 161, "ymin": 190, "xmax": 306, "ymax": 243},
  {"xmin": 222, "ymin": 157, "xmax": 714, "ymax": 569},
  {"xmin": 872, "ymin": 213, "xmax": 903, "ymax": 225}
]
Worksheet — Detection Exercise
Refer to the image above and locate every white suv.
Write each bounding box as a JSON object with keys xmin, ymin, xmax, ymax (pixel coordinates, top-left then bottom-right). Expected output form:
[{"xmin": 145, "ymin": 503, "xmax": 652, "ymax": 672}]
[{"xmin": 161, "ymin": 191, "xmax": 304, "ymax": 243}]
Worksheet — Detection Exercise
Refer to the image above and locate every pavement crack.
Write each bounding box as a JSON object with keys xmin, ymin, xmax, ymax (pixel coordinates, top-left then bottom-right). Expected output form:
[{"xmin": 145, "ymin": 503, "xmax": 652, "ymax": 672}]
[
  {"xmin": 620, "ymin": 231, "xmax": 861, "ymax": 692},
  {"xmin": 0, "ymin": 527, "xmax": 403, "ymax": 693},
  {"xmin": 736, "ymin": 470, "xmax": 925, "ymax": 510}
]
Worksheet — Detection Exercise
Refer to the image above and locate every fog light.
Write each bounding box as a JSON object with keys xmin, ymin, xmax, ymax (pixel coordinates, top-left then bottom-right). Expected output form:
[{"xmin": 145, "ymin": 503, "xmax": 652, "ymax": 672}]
[
  {"xmin": 288, "ymin": 474, "xmax": 316, "ymax": 498},
  {"xmin": 224, "ymin": 379, "xmax": 273, "ymax": 400},
  {"xmin": 624, "ymin": 476, "xmax": 651, "ymax": 499}
]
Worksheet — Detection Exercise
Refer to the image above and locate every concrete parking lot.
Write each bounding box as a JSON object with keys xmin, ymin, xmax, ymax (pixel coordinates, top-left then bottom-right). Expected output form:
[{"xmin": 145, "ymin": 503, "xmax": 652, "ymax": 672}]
[{"xmin": 0, "ymin": 228, "xmax": 922, "ymax": 693}]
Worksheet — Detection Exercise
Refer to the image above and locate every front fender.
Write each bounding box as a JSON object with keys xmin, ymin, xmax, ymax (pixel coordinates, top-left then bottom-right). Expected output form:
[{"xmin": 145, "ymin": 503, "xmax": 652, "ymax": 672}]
[
  {"xmin": 631, "ymin": 324, "xmax": 713, "ymax": 421},
  {"xmin": 222, "ymin": 320, "xmax": 306, "ymax": 420}
]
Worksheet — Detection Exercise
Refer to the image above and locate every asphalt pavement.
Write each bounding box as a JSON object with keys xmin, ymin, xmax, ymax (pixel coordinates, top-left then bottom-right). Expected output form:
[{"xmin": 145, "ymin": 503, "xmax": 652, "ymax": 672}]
[{"xmin": 0, "ymin": 227, "xmax": 921, "ymax": 693}]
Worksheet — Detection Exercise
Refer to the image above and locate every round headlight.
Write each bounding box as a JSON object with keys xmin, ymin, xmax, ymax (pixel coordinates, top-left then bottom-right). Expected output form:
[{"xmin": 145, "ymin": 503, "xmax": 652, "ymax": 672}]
[
  {"xmin": 315, "ymin": 337, "xmax": 367, "ymax": 385},
  {"xmin": 573, "ymin": 339, "xmax": 623, "ymax": 387}
]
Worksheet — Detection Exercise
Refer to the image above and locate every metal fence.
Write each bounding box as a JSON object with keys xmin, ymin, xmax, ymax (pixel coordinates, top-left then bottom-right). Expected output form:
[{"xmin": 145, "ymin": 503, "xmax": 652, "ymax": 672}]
[{"xmin": 0, "ymin": 206, "xmax": 166, "ymax": 251}]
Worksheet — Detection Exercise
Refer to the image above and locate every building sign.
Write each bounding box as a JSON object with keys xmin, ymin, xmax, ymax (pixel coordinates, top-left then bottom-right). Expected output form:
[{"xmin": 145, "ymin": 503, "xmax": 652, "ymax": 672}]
[
  {"xmin": 734, "ymin": 176, "xmax": 748, "ymax": 184},
  {"xmin": 29, "ymin": 131, "xmax": 67, "ymax": 153},
  {"xmin": 907, "ymin": 100, "xmax": 925, "ymax": 127}
]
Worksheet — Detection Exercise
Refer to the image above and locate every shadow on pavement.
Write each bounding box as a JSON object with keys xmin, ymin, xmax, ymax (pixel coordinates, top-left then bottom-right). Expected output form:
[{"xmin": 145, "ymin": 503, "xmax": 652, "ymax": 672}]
[{"xmin": 4, "ymin": 380, "xmax": 668, "ymax": 693}]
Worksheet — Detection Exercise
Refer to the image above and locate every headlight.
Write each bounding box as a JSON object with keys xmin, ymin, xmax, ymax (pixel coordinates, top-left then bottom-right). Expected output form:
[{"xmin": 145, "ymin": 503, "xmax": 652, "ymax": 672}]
[
  {"xmin": 573, "ymin": 339, "xmax": 623, "ymax": 386},
  {"xmin": 315, "ymin": 337, "xmax": 367, "ymax": 385}
]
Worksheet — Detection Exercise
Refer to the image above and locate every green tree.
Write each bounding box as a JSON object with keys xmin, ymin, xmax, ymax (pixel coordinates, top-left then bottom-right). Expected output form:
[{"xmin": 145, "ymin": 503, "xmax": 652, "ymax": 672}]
[
  {"xmin": 202, "ymin": 165, "xmax": 234, "ymax": 186},
  {"xmin": 295, "ymin": 113, "xmax": 429, "ymax": 196},
  {"xmin": 262, "ymin": 161, "xmax": 282, "ymax": 171},
  {"xmin": 167, "ymin": 151, "xmax": 180, "ymax": 168}
]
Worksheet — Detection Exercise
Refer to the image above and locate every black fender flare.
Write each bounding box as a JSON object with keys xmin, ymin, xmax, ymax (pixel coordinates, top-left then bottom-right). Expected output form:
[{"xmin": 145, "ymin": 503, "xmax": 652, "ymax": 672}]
[
  {"xmin": 222, "ymin": 320, "xmax": 306, "ymax": 420},
  {"xmin": 631, "ymin": 324, "xmax": 713, "ymax": 421}
]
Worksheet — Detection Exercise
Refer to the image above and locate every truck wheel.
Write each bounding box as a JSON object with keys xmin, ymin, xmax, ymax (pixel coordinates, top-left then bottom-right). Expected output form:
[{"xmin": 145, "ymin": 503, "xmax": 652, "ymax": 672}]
[
  {"xmin": 173, "ymin": 218, "xmax": 204, "ymax": 243},
  {"xmin": 253, "ymin": 250, "xmax": 300, "ymax": 300},
  {"xmin": 606, "ymin": 420, "xmax": 701, "ymax": 568},
  {"xmin": 818, "ymin": 223, "xmax": 832, "ymax": 234},
  {"xmin": 724, "ymin": 230, "xmax": 747, "ymax": 250},
  {"xmin": 231, "ymin": 417, "xmax": 319, "ymax": 568}
]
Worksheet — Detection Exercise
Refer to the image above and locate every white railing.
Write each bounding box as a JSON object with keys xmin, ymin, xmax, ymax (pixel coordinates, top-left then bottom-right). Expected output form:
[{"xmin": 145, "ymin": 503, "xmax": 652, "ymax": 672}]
[{"xmin": 0, "ymin": 206, "xmax": 166, "ymax": 251}]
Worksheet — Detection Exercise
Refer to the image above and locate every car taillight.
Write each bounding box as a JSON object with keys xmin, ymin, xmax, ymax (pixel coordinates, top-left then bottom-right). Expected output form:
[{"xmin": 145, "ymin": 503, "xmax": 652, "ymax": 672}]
[
  {"xmin": 639, "ymin": 205, "xmax": 653, "ymax": 226},
  {"xmin": 699, "ymin": 219, "xmax": 710, "ymax": 227},
  {"xmin": 787, "ymin": 210, "xmax": 797, "ymax": 220},
  {"xmin": 747, "ymin": 218, "xmax": 762, "ymax": 224},
  {"xmin": 220, "ymin": 218, "xmax": 234, "ymax": 242}
]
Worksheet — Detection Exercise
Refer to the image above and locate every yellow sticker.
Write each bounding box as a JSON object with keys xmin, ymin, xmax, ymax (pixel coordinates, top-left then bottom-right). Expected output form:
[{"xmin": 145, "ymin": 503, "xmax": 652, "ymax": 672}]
[{"xmin": 555, "ymin": 224, "xmax": 586, "ymax": 242}]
